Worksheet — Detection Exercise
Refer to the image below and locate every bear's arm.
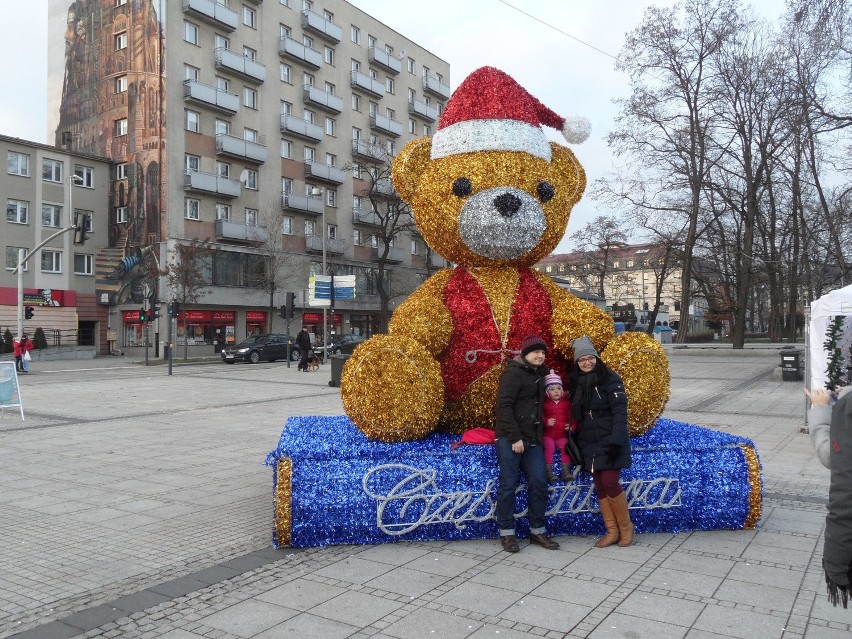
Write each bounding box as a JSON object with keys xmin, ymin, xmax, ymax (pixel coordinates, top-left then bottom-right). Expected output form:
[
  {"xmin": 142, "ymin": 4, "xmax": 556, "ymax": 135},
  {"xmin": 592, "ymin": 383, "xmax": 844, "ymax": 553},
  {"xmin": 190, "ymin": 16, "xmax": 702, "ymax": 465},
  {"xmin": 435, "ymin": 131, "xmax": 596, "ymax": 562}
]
[
  {"xmin": 533, "ymin": 271, "xmax": 615, "ymax": 357},
  {"xmin": 389, "ymin": 268, "xmax": 454, "ymax": 356}
]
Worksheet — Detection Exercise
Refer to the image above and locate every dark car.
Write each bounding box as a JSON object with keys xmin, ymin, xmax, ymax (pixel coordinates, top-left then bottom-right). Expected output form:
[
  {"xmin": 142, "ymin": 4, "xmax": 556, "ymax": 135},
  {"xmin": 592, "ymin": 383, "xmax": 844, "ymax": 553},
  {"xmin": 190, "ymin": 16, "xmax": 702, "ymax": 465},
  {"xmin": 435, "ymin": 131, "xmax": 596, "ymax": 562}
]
[
  {"xmin": 221, "ymin": 333, "xmax": 298, "ymax": 364},
  {"xmin": 324, "ymin": 334, "xmax": 367, "ymax": 356}
]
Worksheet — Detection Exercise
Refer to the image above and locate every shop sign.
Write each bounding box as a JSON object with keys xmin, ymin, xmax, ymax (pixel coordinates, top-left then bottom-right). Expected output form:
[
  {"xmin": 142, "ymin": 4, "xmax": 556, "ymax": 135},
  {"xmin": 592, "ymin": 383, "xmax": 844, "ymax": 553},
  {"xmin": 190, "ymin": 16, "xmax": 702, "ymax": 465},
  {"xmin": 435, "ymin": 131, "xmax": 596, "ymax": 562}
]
[
  {"xmin": 302, "ymin": 312, "xmax": 342, "ymax": 323},
  {"xmin": 212, "ymin": 311, "xmax": 236, "ymax": 322},
  {"xmin": 246, "ymin": 311, "xmax": 267, "ymax": 322},
  {"xmin": 123, "ymin": 310, "xmax": 142, "ymax": 322}
]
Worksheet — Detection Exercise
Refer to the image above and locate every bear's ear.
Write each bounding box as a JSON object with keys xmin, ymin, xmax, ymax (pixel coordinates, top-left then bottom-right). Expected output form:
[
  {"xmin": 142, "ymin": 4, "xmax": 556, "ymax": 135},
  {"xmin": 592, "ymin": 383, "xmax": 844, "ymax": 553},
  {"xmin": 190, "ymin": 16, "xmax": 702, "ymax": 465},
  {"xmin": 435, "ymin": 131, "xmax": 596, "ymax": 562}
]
[
  {"xmin": 392, "ymin": 137, "xmax": 433, "ymax": 202},
  {"xmin": 550, "ymin": 142, "xmax": 587, "ymax": 205}
]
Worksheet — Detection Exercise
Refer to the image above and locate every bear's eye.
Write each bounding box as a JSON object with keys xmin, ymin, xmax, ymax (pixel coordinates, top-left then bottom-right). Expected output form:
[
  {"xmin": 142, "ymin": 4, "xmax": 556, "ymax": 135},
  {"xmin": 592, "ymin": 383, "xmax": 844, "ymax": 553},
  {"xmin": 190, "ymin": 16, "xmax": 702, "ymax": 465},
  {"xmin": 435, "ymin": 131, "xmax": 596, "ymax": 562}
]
[
  {"xmin": 537, "ymin": 181, "xmax": 555, "ymax": 203},
  {"xmin": 452, "ymin": 177, "xmax": 473, "ymax": 197}
]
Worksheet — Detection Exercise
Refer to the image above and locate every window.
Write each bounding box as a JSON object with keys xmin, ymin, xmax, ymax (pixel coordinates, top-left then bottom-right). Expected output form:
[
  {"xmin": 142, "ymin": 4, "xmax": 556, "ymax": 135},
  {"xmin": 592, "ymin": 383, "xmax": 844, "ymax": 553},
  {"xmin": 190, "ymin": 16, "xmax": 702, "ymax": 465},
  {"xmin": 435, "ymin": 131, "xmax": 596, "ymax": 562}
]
[
  {"xmin": 303, "ymin": 35, "xmax": 314, "ymax": 49},
  {"xmin": 281, "ymin": 139, "xmax": 292, "ymax": 158},
  {"xmin": 325, "ymin": 152, "xmax": 337, "ymax": 166},
  {"xmin": 184, "ymin": 110, "xmax": 199, "ymax": 133},
  {"xmin": 386, "ymin": 107, "xmax": 395, "ymax": 119},
  {"xmin": 423, "ymin": 124, "xmax": 431, "ymax": 136},
  {"xmin": 282, "ymin": 177, "xmax": 293, "ymax": 194},
  {"xmin": 351, "ymin": 94, "xmax": 361, "ymax": 112},
  {"xmin": 244, "ymin": 127, "xmax": 258, "ymax": 142},
  {"xmin": 243, "ymin": 5, "xmax": 256, "ymax": 28},
  {"xmin": 243, "ymin": 46, "xmax": 257, "ymax": 61},
  {"xmin": 326, "ymin": 189, "xmax": 336, "ymax": 207},
  {"xmin": 115, "ymin": 75, "xmax": 128, "ymax": 92},
  {"xmin": 351, "ymin": 59, "xmax": 360, "ymax": 72},
  {"xmin": 41, "ymin": 250, "xmax": 62, "ymax": 273},
  {"xmin": 304, "ymin": 109, "xmax": 315, "ymax": 123},
  {"xmin": 115, "ymin": 32, "xmax": 127, "ymax": 50},
  {"xmin": 216, "ymin": 203, "xmax": 231, "ymax": 221},
  {"xmin": 303, "ymin": 72, "xmax": 315, "ymax": 86},
  {"xmin": 6, "ymin": 200, "xmax": 28, "ymax": 223},
  {"xmin": 386, "ymin": 77, "xmax": 394, "ymax": 94},
  {"xmin": 353, "ymin": 229, "xmax": 363, "ymax": 245},
  {"xmin": 74, "ymin": 253, "xmax": 93, "ymax": 275},
  {"xmin": 245, "ymin": 208, "xmax": 258, "ymax": 226},
  {"xmin": 280, "ymin": 23, "xmax": 291, "ymax": 38},
  {"xmin": 280, "ymin": 63, "xmax": 291, "ymax": 83},
  {"xmin": 351, "ymin": 26, "xmax": 360, "ymax": 44},
  {"xmin": 116, "ymin": 206, "xmax": 129, "ymax": 223},
  {"xmin": 323, "ymin": 9, "xmax": 333, "ymax": 21},
  {"xmin": 42, "ymin": 158, "xmax": 63, "ymax": 182},
  {"xmin": 7, "ymin": 151, "xmax": 29, "ymax": 176},
  {"xmin": 386, "ymin": 140, "xmax": 395, "ymax": 156},
  {"xmin": 352, "ymin": 163, "xmax": 362, "ymax": 178},
  {"xmin": 113, "ymin": 118, "xmax": 128, "ymax": 137},
  {"xmin": 216, "ymin": 161, "xmax": 230, "ymax": 177},
  {"xmin": 184, "ymin": 21, "xmax": 198, "ymax": 44},
  {"xmin": 216, "ymin": 76, "xmax": 230, "ymax": 92},
  {"xmin": 282, "ymin": 216, "xmax": 293, "ymax": 235},
  {"xmin": 42, "ymin": 204, "xmax": 62, "ymax": 228},
  {"xmin": 327, "ymin": 224, "xmax": 337, "ymax": 239},
  {"xmin": 352, "ymin": 127, "xmax": 361, "ymax": 141},
  {"xmin": 183, "ymin": 65, "xmax": 199, "ymax": 82},
  {"xmin": 412, "ymin": 239, "xmax": 418, "ymax": 254},
  {"xmin": 185, "ymin": 198, "xmax": 200, "ymax": 220},
  {"xmin": 407, "ymin": 57, "xmax": 415, "ymax": 74},
  {"xmin": 304, "ymin": 146, "xmax": 315, "ymax": 161},
  {"xmin": 324, "ymin": 81, "xmax": 336, "ymax": 95},
  {"xmin": 304, "ymin": 220, "xmax": 316, "ymax": 236},
  {"xmin": 215, "ymin": 118, "xmax": 230, "ymax": 135},
  {"xmin": 75, "ymin": 165, "xmax": 94, "ymax": 187},
  {"xmin": 369, "ymin": 101, "xmax": 378, "ymax": 115},
  {"xmin": 422, "ymin": 65, "xmax": 430, "ymax": 78},
  {"xmin": 325, "ymin": 117, "xmax": 335, "ymax": 136},
  {"xmin": 185, "ymin": 155, "xmax": 200, "ymax": 172},
  {"xmin": 280, "ymin": 100, "xmax": 293, "ymax": 115},
  {"xmin": 215, "ymin": 33, "xmax": 229, "ymax": 50},
  {"xmin": 6, "ymin": 247, "xmax": 28, "ymax": 271},
  {"xmin": 408, "ymin": 119, "xmax": 416, "ymax": 134},
  {"xmin": 324, "ymin": 46, "xmax": 334, "ymax": 66},
  {"xmin": 244, "ymin": 169, "xmax": 258, "ymax": 189},
  {"xmin": 408, "ymin": 88, "xmax": 416, "ymax": 103},
  {"xmin": 244, "ymin": 87, "xmax": 258, "ymax": 109},
  {"xmin": 368, "ymin": 35, "xmax": 376, "ymax": 48},
  {"xmin": 115, "ymin": 0, "xmax": 128, "ymax": 6}
]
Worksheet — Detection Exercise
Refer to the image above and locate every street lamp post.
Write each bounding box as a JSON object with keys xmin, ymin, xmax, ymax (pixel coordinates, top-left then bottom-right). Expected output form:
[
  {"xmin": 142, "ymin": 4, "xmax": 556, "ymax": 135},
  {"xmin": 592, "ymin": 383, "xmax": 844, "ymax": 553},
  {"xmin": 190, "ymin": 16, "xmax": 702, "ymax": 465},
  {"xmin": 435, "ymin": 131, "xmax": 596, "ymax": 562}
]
[{"xmin": 312, "ymin": 187, "xmax": 328, "ymax": 364}]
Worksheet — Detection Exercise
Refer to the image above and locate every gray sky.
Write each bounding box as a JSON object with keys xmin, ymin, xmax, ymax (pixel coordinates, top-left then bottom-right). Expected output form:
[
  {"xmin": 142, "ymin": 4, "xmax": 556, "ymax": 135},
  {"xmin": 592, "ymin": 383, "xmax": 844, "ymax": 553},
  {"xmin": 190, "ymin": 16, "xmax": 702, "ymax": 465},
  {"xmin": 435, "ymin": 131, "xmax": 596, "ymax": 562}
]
[{"xmin": 0, "ymin": 0, "xmax": 786, "ymax": 252}]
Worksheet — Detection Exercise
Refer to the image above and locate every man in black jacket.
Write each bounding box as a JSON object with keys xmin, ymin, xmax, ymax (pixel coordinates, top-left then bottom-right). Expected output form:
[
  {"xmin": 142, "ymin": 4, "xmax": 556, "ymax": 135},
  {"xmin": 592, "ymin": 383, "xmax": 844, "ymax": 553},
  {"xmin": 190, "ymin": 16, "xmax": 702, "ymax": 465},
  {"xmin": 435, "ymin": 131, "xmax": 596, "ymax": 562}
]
[
  {"xmin": 296, "ymin": 328, "xmax": 312, "ymax": 372},
  {"xmin": 494, "ymin": 335, "xmax": 560, "ymax": 553}
]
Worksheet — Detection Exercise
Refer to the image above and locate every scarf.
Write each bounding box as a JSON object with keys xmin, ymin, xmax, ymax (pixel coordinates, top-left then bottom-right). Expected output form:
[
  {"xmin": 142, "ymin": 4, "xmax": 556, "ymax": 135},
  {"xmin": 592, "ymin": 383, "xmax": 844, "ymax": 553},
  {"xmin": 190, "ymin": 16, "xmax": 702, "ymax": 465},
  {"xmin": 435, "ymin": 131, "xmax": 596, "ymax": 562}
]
[
  {"xmin": 571, "ymin": 369, "xmax": 599, "ymax": 422},
  {"xmin": 825, "ymin": 390, "xmax": 852, "ymax": 607}
]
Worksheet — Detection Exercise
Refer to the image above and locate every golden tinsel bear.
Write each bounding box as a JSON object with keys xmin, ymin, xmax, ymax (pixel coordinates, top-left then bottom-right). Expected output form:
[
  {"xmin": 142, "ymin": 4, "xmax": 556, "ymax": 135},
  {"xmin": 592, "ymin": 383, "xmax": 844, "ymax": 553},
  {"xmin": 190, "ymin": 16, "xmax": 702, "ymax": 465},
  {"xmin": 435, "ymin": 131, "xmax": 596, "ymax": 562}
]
[{"xmin": 341, "ymin": 67, "xmax": 670, "ymax": 442}]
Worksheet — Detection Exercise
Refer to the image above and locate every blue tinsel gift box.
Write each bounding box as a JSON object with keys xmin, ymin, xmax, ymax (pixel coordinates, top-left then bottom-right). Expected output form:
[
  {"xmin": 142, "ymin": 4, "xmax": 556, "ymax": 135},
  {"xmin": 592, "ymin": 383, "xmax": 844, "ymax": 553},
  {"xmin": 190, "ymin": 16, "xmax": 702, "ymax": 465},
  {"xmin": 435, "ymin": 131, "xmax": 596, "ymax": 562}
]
[{"xmin": 265, "ymin": 416, "xmax": 762, "ymax": 548}]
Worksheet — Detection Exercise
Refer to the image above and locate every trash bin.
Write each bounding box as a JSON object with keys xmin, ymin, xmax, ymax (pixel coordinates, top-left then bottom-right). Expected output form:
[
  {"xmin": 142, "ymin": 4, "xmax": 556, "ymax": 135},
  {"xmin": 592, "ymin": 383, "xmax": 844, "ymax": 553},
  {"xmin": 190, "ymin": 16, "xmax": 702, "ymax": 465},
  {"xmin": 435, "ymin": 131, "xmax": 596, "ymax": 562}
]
[
  {"xmin": 329, "ymin": 354, "xmax": 350, "ymax": 388},
  {"xmin": 780, "ymin": 349, "xmax": 803, "ymax": 381}
]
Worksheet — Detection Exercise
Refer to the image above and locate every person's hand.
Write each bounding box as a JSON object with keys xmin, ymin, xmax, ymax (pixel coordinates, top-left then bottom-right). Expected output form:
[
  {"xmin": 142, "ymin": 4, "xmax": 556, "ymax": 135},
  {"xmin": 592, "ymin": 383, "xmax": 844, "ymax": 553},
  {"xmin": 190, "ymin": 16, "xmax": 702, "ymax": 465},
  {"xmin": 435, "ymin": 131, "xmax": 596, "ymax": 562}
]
[
  {"xmin": 511, "ymin": 440, "xmax": 524, "ymax": 454},
  {"xmin": 547, "ymin": 418, "xmax": 556, "ymax": 427},
  {"xmin": 804, "ymin": 388, "xmax": 831, "ymax": 407}
]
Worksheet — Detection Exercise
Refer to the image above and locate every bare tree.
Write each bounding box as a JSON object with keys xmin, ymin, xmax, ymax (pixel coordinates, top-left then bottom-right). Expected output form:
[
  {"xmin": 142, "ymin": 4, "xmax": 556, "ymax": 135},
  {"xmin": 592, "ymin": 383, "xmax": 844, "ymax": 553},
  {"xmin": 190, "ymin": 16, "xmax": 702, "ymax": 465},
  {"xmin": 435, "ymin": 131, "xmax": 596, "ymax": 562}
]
[
  {"xmin": 162, "ymin": 238, "xmax": 216, "ymax": 360},
  {"xmin": 569, "ymin": 215, "xmax": 628, "ymax": 298}
]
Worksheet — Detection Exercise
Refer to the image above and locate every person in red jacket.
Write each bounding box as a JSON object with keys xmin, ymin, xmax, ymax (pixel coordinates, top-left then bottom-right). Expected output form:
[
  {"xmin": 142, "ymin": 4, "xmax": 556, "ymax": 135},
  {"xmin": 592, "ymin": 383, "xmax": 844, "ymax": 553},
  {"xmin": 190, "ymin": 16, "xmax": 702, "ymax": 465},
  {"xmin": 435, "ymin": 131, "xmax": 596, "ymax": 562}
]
[
  {"xmin": 12, "ymin": 336, "xmax": 24, "ymax": 372},
  {"xmin": 18, "ymin": 334, "xmax": 34, "ymax": 373},
  {"xmin": 542, "ymin": 373, "xmax": 575, "ymax": 482}
]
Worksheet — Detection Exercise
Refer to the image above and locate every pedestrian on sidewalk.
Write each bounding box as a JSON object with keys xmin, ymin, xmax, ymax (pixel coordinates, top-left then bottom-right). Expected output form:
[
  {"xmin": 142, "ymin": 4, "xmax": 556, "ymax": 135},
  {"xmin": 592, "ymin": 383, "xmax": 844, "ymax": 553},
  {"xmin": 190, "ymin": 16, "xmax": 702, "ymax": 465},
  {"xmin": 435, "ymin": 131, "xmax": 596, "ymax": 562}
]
[
  {"xmin": 16, "ymin": 334, "xmax": 33, "ymax": 374},
  {"xmin": 542, "ymin": 372, "xmax": 575, "ymax": 482},
  {"xmin": 12, "ymin": 336, "xmax": 24, "ymax": 372},
  {"xmin": 494, "ymin": 335, "xmax": 560, "ymax": 553},
  {"xmin": 568, "ymin": 336, "xmax": 634, "ymax": 547},
  {"xmin": 805, "ymin": 385, "xmax": 852, "ymax": 607},
  {"xmin": 296, "ymin": 327, "xmax": 311, "ymax": 372}
]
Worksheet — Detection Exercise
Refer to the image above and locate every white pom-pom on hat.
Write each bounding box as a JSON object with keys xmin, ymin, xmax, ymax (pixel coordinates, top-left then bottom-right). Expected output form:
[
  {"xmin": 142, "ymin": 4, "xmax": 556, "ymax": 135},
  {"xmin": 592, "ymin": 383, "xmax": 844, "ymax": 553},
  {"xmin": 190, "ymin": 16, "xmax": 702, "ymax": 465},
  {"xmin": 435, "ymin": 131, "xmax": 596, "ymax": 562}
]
[{"xmin": 563, "ymin": 116, "xmax": 592, "ymax": 144}]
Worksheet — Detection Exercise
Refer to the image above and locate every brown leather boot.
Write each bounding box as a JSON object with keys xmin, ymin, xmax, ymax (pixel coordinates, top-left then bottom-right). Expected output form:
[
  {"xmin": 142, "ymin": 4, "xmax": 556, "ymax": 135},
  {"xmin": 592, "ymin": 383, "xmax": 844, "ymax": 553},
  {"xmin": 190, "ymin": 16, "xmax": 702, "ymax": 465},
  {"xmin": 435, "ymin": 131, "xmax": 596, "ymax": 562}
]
[
  {"xmin": 594, "ymin": 497, "xmax": 620, "ymax": 548},
  {"xmin": 610, "ymin": 492, "xmax": 635, "ymax": 547},
  {"xmin": 529, "ymin": 533, "xmax": 560, "ymax": 550}
]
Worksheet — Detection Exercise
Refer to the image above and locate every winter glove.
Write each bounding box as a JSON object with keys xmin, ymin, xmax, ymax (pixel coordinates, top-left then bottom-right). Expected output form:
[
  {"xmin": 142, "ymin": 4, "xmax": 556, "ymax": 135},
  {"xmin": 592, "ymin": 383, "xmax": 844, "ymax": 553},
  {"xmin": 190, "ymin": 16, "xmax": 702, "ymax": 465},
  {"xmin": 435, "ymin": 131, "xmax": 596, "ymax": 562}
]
[{"xmin": 606, "ymin": 443, "xmax": 622, "ymax": 463}]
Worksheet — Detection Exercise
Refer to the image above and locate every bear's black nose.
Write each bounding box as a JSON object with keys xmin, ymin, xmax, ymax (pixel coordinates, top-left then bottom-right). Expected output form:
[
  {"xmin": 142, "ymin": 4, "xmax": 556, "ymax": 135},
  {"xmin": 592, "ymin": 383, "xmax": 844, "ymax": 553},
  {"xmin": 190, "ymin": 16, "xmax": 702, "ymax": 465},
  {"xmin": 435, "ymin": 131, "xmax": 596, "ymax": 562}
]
[{"xmin": 494, "ymin": 193, "xmax": 522, "ymax": 218}]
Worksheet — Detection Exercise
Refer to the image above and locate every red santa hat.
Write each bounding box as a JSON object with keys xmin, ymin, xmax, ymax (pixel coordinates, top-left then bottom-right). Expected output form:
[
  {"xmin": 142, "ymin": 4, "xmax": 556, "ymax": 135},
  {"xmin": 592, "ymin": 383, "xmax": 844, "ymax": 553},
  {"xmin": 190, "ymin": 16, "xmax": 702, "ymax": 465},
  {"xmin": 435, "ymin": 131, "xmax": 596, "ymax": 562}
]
[{"xmin": 430, "ymin": 66, "xmax": 590, "ymax": 162}]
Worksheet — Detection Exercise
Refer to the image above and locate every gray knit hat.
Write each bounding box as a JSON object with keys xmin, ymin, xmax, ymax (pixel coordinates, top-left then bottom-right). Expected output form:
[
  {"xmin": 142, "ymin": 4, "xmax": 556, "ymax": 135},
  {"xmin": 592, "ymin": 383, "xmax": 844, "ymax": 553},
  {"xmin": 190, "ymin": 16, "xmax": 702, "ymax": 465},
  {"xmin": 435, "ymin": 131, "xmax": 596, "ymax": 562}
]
[{"xmin": 571, "ymin": 336, "xmax": 599, "ymax": 361}]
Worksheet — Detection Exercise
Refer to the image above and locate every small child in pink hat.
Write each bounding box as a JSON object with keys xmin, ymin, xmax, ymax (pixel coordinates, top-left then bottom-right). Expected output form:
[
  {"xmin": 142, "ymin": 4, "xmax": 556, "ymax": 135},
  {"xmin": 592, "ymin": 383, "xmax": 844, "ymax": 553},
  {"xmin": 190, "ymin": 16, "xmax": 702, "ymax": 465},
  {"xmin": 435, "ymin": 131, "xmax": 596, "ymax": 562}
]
[{"xmin": 542, "ymin": 372, "xmax": 575, "ymax": 481}]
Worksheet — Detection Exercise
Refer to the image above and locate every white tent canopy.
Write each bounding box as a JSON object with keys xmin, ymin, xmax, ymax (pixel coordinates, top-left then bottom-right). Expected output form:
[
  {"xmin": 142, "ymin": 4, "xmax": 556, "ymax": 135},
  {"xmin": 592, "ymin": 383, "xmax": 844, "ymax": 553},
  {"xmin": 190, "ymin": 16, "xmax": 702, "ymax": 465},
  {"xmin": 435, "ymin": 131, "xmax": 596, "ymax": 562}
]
[{"xmin": 807, "ymin": 283, "xmax": 852, "ymax": 391}]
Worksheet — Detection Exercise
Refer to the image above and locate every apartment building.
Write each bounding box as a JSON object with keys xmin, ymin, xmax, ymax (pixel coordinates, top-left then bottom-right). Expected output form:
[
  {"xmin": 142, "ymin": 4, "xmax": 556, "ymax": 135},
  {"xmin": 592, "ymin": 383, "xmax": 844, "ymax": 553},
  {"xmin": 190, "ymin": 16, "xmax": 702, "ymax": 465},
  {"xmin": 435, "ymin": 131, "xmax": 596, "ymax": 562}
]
[
  {"xmin": 48, "ymin": 0, "xmax": 450, "ymax": 354},
  {"xmin": 1, "ymin": 135, "xmax": 112, "ymax": 350}
]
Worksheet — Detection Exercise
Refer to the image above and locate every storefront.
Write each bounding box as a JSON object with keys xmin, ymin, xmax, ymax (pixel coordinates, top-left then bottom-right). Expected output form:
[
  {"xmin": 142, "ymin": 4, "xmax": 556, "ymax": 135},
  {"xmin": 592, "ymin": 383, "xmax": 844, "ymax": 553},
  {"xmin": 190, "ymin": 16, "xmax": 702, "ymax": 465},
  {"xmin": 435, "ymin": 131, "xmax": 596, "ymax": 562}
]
[
  {"xmin": 175, "ymin": 310, "xmax": 236, "ymax": 353},
  {"xmin": 302, "ymin": 311, "xmax": 343, "ymax": 345},
  {"xmin": 122, "ymin": 309, "xmax": 148, "ymax": 346},
  {"xmin": 349, "ymin": 313, "xmax": 380, "ymax": 338},
  {"xmin": 245, "ymin": 310, "xmax": 267, "ymax": 337}
]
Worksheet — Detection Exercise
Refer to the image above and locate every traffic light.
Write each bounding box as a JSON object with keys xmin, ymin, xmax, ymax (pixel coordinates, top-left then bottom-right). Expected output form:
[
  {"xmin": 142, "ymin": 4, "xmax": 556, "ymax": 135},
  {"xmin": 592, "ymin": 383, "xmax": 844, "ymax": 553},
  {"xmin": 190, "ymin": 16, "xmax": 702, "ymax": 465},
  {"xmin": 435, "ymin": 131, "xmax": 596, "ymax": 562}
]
[
  {"xmin": 139, "ymin": 307, "xmax": 147, "ymax": 322},
  {"xmin": 286, "ymin": 292, "xmax": 296, "ymax": 319},
  {"xmin": 24, "ymin": 306, "xmax": 34, "ymax": 320},
  {"xmin": 150, "ymin": 305, "xmax": 160, "ymax": 320},
  {"xmin": 172, "ymin": 301, "xmax": 180, "ymax": 316},
  {"xmin": 73, "ymin": 210, "xmax": 88, "ymax": 245},
  {"xmin": 279, "ymin": 304, "xmax": 287, "ymax": 320}
]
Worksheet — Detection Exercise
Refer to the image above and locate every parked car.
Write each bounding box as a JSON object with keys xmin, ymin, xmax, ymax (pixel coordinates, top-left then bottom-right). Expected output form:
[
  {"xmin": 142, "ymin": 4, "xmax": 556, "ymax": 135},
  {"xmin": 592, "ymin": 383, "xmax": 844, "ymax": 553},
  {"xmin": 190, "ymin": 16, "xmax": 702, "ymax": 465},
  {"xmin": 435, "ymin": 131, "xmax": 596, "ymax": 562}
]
[
  {"xmin": 324, "ymin": 334, "xmax": 367, "ymax": 356},
  {"xmin": 221, "ymin": 333, "xmax": 298, "ymax": 364}
]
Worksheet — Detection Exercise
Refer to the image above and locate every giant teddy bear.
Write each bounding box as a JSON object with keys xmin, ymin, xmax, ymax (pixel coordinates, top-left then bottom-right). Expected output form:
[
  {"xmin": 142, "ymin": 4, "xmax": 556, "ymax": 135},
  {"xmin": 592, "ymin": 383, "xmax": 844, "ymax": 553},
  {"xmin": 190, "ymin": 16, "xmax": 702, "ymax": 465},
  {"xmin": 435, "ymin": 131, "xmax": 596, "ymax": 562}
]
[{"xmin": 341, "ymin": 67, "xmax": 670, "ymax": 442}]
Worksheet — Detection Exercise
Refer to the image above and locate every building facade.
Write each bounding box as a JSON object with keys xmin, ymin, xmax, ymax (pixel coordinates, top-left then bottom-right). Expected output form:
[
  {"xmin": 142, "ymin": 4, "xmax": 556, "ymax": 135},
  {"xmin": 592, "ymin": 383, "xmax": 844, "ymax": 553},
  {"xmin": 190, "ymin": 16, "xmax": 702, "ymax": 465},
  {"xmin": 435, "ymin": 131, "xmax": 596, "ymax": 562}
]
[
  {"xmin": 47, "ymin": 0, "xmax": 450, "ymax": 355},
  {"xmin": 1, "ymin": 135, "xmax": 113, "ymax": 351}
]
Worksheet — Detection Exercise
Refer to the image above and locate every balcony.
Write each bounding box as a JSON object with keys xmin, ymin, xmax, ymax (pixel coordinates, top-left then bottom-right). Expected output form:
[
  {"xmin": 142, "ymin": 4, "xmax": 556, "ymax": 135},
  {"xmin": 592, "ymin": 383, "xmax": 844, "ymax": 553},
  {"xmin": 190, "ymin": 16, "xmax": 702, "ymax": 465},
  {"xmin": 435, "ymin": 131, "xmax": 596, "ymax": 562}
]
[
  {"xmin": 301, "ymin": 9, "xmax": 342, "ymax": 43},
  {"xmin": 282, "ymin": 192, "xmax": 324, "ymax": 215},
  {"xmin": 184, "ymin": 170, "xmax": 241, "ymax": 198},
  {"xmin": 350, "ymin": 70, "xmax": 385, "ymax": 98},
  {"xmin": 306, "ymin": 234, "xmax": 346, "ymax": 256},
  {"xmin": 280, "ymin": 114, "xmax": 324, "ymax": 142},
  {"xmin": 304, "ymin": 161, "xmax": 345, "ymax": 184},
  {"xmin": 303, "ymin": 84, "xmax": 343, "ymax": 114},
  {"xmin": 368, "ymin": 47, "xmax": 401, "ymax": 74},
  {"xmin": 423, "ymin": 74, "xmax": 451, "ymax": 100},
  {"xmin": 279, "ymin": 36, "xmax": 322, "ymax": 69},
  {"xmin": 183, "ymin": 0, "xmax": 238, "ymax": 31},
  {"xmin": 214, "ymin": 48, "xmax": 266, "ymax": 84},
  {"xmin": 353, "ymin": 207, "xmax": 381, "ymax": 226},
  {"xmin": 183, "ymin": 79, "xmax": 239, "ymax": 115},
  {"xmin": 351, "ymin": 139, "xmax": 387, "ymax": 162},
  {"xmin": 408, "ymin": 98, "xmax": 438, "ymax": 122},
  {"xmin": 370, "ymin": 113, "xmax": 402, "ymax": 137},
  {"xmin": 372, "ymin": 177, "xmax": 396, "ymax": 198},
  {"xmin": 215, "ymin": 133, "xmax": 268, "ymax": 164},
  {"xmin": 216, "ymin": 220, "xmax": 269, "ymax": 243},
  {"xmin": 372, "ymin": 245, "xmax": 406, "ymax": 263}
]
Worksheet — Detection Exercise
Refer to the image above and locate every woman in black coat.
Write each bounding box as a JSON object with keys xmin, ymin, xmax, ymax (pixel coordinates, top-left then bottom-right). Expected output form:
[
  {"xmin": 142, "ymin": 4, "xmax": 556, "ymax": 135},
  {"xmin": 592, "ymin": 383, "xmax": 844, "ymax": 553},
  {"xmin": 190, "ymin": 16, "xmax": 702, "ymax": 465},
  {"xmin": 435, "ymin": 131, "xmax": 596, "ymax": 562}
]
[{"xmin": 568, "ymin": 336, "xmax": 634, "ymax": 547}]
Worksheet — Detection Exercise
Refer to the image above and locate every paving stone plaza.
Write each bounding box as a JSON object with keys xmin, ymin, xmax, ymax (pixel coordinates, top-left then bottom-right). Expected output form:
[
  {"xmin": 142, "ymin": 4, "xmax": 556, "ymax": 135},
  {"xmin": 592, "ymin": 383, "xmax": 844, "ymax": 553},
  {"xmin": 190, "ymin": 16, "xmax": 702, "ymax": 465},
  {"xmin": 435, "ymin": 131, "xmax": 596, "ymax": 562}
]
[{"xmin": 0, "ymin": 346, "xmax": 847, "ymax": 638}]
